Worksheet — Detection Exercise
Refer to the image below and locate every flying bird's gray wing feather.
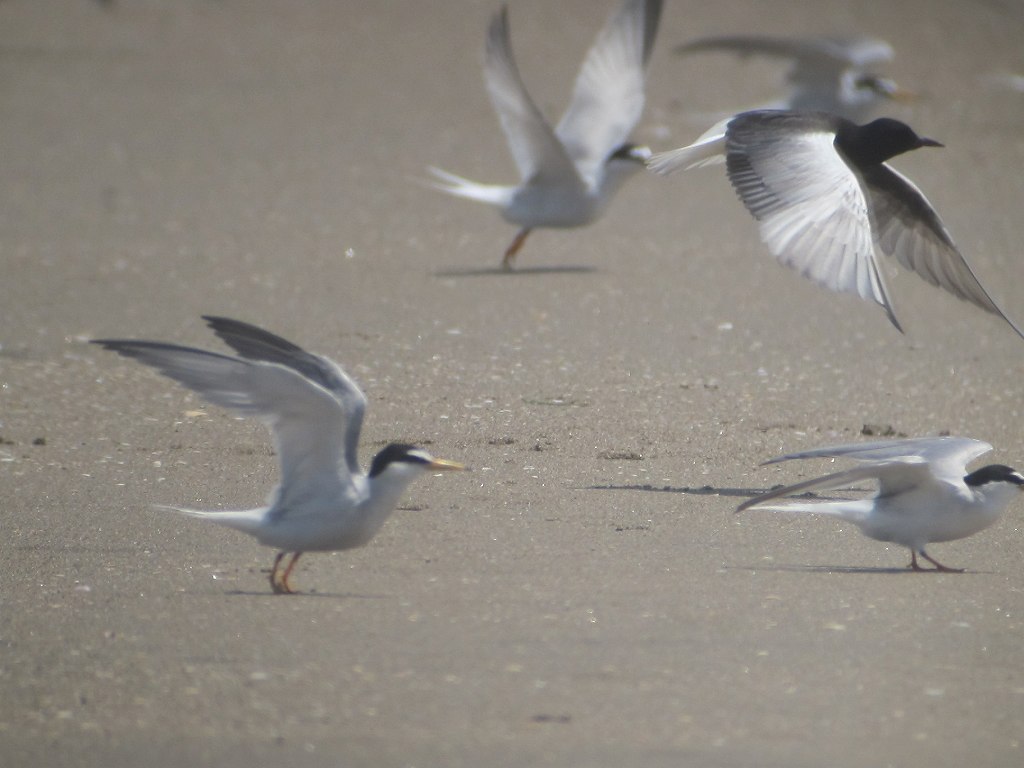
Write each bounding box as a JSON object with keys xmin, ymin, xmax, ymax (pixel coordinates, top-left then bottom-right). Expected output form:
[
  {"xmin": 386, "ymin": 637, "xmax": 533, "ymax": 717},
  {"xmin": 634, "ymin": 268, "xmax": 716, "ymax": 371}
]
[
  {"xmin": 860, "ymin": 164, "xmax": 1024, "ymax": 339},
  {"xmin": 724, "ymin": 110, "xmax": 899, "ymax": 328}
]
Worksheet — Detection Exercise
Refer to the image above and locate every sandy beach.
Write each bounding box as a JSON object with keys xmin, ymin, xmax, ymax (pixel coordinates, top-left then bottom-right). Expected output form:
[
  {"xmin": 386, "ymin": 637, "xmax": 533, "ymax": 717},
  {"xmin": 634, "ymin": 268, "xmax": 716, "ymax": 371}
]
[{"xmin": 3, "ymin": 1, "xmax": 1024, "ymax": 766}]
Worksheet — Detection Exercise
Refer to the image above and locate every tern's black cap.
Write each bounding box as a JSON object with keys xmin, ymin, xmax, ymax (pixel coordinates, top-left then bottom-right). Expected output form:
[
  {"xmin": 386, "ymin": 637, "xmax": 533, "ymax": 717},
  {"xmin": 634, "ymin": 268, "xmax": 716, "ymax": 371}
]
[
  {"xmin": 368, "ymin": 443, "xmax": 432, "ymax": 478},
  {"xmin": 964, "ymin": 464, "xmax": 1024, "ymax": 488}
]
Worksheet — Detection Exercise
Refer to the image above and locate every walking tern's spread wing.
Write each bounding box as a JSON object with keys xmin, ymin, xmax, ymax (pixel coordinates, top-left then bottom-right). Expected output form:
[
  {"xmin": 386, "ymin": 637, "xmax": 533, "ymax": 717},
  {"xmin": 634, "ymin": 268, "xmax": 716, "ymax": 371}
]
[
  {"xmin": 484, "ymin": 5, "xmax": 581, "ymax": 189},
  {"xmin": 555, "ymin": 0, "xmax": 662, "ymax": 187}
]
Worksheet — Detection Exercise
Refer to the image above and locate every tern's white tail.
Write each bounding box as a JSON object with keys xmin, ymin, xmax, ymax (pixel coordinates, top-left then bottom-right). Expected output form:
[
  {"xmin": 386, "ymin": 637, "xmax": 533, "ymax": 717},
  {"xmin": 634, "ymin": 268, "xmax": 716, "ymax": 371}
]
[
  {"xmin": 155, "ymin": 504, "xmax": 268, "ymax": 537},
  {"xmin": 744, "ymin": 499, "xmax": 872, "ymax": 527},
  {"xmin": 425, "ymin": 167, "xmax": 516, "ymax": 207}
]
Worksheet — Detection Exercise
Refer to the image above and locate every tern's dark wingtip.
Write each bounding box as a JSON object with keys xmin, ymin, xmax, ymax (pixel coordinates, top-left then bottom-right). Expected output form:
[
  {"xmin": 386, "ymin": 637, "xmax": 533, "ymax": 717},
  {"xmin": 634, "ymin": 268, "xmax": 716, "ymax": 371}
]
[{"xmin": 882, "ymin": 304, "xmax": 906, "ymax": 334}]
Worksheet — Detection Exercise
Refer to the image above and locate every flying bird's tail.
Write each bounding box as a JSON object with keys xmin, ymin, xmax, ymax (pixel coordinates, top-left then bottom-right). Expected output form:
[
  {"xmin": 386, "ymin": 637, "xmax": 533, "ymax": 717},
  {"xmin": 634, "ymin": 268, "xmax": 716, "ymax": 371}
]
[
  {"xmin": 646, "ymin": 118, "xmax": 731, "ymax": 175},
  {"xmin": 423, "ymin": 167, "xmax": 515, "ymax": 207}
]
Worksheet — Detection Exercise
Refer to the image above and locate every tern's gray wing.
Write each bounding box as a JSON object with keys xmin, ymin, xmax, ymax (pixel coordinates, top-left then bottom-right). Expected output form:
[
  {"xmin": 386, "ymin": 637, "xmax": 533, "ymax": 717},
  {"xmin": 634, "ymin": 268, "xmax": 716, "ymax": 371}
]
[
  {"xmin": 781, "ymin": 37, "xmax": 892, "ymax": 88},
  {"xmin": 677, "ymin": 35, "xmax": 890, "ymax": 65},
  {"xmin": 813, "ymin": 36, "xmax": 893, "ymax": 67},
  {"xmin": 555, "ymin": 0, "xmax": 662, "ymax": 187},
  {"xmin": 737, "ymin": 459, "xmax": 931, "ymax": 513},
  {"xmin": 858, "ymin": 165, "xmax": 1024, "ymax": 340},
  {"xmin": 484, "ymin": 5, "xmax": 582, "ymax": 189},
  {"xmin": 676, "ymin": 35, "xmax": 891, "ymax": 75},
  {"xmin": 764, "ymin": 436, "xmax": 992, "ymax": 476},
  {"xmin": 724, "ymin": 111, "xmax": 899, "ymax": 329},
  {"xmin": 92, "ymin": 340, "xmax": 353, "ymax": 510},
  {"xmin": 676, "ymin": 35, "xmax": 893, "ymax": 117},
  {"xmin": 202, "ymin": 316, "xmax": 368, "ymax": 475}
]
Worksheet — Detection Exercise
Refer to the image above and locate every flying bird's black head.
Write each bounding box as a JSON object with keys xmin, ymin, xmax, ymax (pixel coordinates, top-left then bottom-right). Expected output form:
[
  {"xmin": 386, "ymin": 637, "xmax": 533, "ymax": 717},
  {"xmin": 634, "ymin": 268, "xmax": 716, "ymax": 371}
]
[
  {"xmin": 836, "ymin": 117, "xmax": 943, "ymax": 167},
  {"xmin": 964, "ymin": 464, "xmax": 1024, "ymax": 488}
]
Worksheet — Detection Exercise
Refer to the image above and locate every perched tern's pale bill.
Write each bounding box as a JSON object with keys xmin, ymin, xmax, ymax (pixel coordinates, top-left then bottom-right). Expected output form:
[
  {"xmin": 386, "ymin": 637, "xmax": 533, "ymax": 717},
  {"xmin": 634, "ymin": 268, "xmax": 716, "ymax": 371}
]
[
  {"xmin": 737, "ymin": 436, "xmax": 1024, "ymax": 571},
  {"xmin": 427, "ymin": 0, "xmax": 662, "ymax": 269},
  {"xmin": 93, "ymin": 316, "xmax": 468, "ymax": 595},
  {"xmin": 648, "ymin": 109, "xmax": 1024, "ymax": 339},
  {"xmin": 674, "ymin": 34, "xmax": 911, "ymax": 122}
]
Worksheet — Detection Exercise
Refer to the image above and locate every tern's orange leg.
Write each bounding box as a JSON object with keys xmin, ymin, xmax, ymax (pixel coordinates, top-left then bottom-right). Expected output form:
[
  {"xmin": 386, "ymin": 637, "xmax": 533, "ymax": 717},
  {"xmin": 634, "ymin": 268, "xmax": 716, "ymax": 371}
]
[
  {"xmin": 277, "ymin": 552, "xmax": 304, "ymax": 594},
  {"xmin": 270, "ymin": 551, "xmax": 303, "ymax": 594},
  {"xmin": 269, "ymin": 551, "xmax": 287, "ymax": 593},
  {"xmin": 502, "ymin": 228, "xmax": 532, "ymax": 270}
]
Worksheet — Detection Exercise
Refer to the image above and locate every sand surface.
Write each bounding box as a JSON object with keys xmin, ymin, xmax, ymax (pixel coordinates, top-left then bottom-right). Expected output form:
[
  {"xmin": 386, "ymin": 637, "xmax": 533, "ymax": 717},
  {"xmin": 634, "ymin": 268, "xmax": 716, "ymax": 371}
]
[{"xmin": 3, "ymin": 1, "xmax": 1024, "ymax": 766}]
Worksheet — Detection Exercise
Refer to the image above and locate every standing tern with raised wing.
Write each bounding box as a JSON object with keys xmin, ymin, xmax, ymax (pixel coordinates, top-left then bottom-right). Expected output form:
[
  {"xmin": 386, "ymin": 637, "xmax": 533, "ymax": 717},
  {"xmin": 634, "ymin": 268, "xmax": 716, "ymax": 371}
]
[
  {"xmin": 93, "ymin": 316, "xmax": 467, "ymax": 595},
  {"xmin": 737, "ymin": 437, "xmax": 1024, "ymax": 571}
]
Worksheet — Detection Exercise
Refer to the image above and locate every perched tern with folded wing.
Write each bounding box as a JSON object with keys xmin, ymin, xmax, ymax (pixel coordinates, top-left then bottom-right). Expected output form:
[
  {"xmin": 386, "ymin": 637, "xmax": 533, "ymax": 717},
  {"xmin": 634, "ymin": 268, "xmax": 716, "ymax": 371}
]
[
  {"xmin": 675, "ymin": 34, "xmax": 910, "ymax": 122},
  {"xmin": 93, "ymin": 316, "xmax": 467, "ymax": 595},
  {"xmin": 737, "ymin": 437, "xmax": 1024, "ymax": 571},
  {"xmin": 428, "ymin": 0, "xmax": 662, "ymax": 269},
  {"xmin": 648, "ymin": 109, "xmax": 1024, "ymax": 338}
]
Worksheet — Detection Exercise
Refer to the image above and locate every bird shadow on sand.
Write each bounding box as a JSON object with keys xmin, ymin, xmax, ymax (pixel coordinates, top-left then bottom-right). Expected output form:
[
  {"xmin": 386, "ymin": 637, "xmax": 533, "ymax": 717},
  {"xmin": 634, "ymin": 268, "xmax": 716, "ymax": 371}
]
[
  {"xmin": 587, "ymin": 483, "xmax": 763, "ymax": 500},
  {"xmin": 588, "ymin": 483, "xmax": 863, "ymax": 504},
  {"xmin": 728, "ymin": 563, "xmax": 907, "ymax": 575},
  {"xmin": 434, "ymin": 265, "xmax": 598, "ymax": 278},
  {"xmin": 221, "ymin": 588, "xmax": 391, "ymax": 599},
  {"xmin": 725, "ymin": 563, "xmax": 989, "ymax": 575},
  {"xmin": 590, "ymin": 484, "xmax": 990, "ymax": 575}
]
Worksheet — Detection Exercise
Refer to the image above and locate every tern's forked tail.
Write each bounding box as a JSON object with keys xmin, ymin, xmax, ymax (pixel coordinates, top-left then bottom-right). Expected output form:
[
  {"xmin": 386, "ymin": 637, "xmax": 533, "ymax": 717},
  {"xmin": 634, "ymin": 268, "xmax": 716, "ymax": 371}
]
[
  {"xmin": 154, "ymin": 504, "xmax": 268, "ymax": 536},
  {"xmin": 739, "ymin": 498, "xmax": 872, "ymax": 527}
]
